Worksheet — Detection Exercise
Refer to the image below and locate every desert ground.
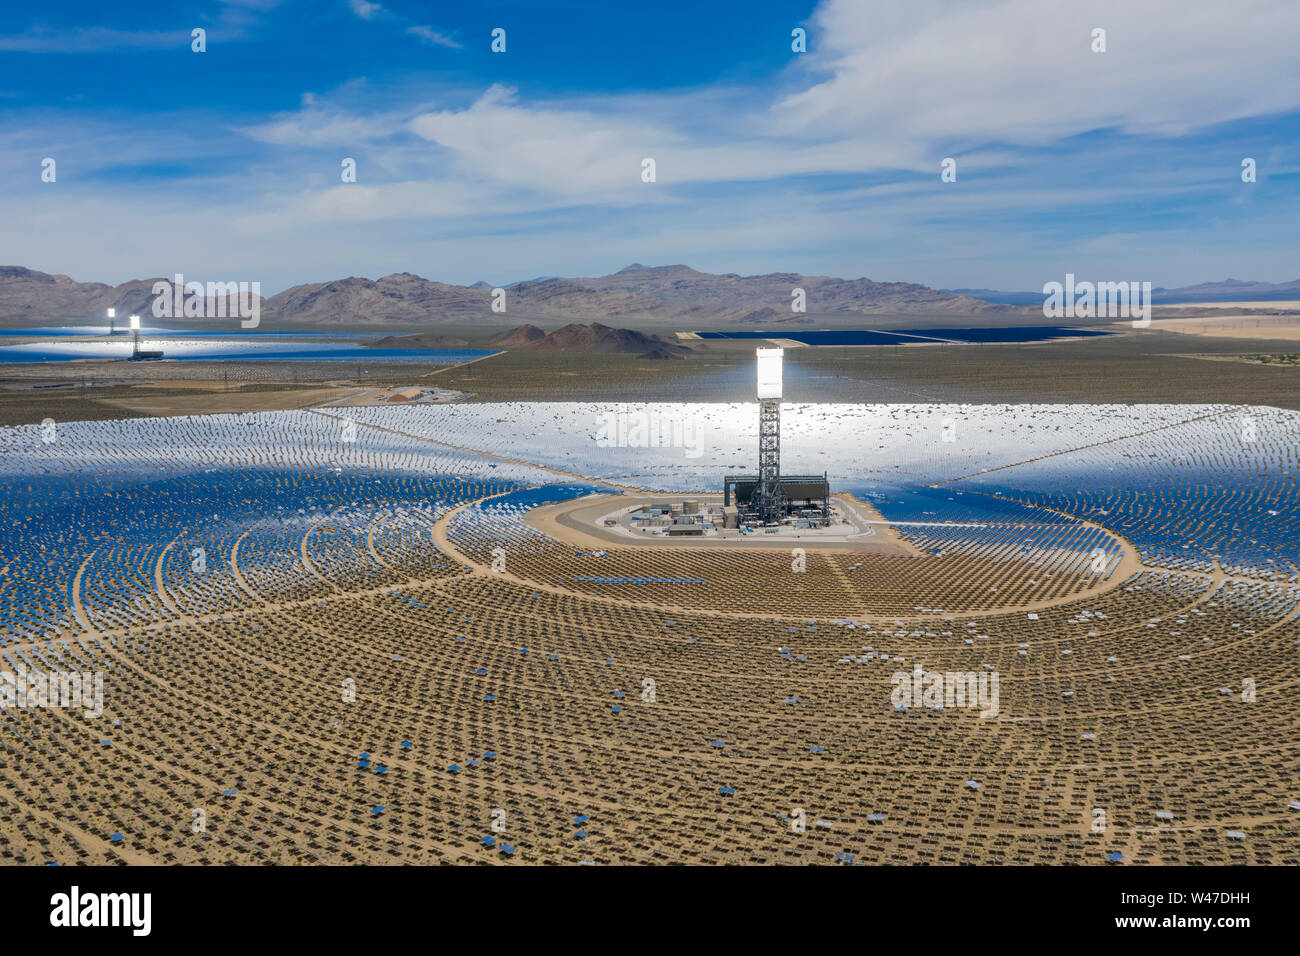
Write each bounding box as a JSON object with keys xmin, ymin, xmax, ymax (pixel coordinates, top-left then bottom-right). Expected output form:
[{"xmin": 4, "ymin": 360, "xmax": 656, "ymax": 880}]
[
  {"xmin": 1147, "ymin": 313, "xmax": 1300, "ymax": 341},
  {"xmin": 4, "ymin": 321, "xmax": 1300, "ymax": 428}
]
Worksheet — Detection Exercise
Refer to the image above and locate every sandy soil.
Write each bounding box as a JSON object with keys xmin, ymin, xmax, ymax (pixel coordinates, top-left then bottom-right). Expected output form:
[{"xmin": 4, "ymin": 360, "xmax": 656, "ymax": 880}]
[
  {"xmin": 1147, "ymin": 315, "xmax": 1300, "ymax": 341},
  {"xmin": 1175, "ymin": 353, "xmax": 1300, "ymax": 367},
  {"xmin": 311, "ymin": 386, "xmax": 468, "ymax": 407},
  {"xmin": 525, "ymin": 492, "xmax": 920, "ymax": 556},
  {"xmin": 1161, "ymin": 300, "xmax": 1300, "ymax": 311},
  {"xmin": 96, "ymin": 385, "xmax": 356, "ymax": 417}
]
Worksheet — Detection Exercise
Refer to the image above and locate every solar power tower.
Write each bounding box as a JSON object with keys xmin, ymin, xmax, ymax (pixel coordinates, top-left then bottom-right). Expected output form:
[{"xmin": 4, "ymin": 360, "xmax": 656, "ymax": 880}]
[{"xmin": 755, "ymin": 348, "xmax": 786, "ymax": 523}]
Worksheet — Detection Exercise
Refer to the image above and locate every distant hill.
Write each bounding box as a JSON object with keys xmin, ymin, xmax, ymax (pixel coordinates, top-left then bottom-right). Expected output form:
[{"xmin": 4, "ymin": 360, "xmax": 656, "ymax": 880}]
[
  {"xmin": 267, "ymin": 273, "xmax": 482, "ymax": 325},
  {"xmin": 945, "ymin": 288, "xmax": 1046, "ymax": 306},
  {"xmin": 367, "ymin": 331, "xmax": 472, "ymax": 348},
  {"xmin": 487, "ymin": 322, "xmax": 689, "ymax": 359},
  {"xmin": 952, "ymin": 278, "xmax": 1300, "ymax": 306},
  {"xmin": 558, "ymin": 263, "xmax": 1007, "ymax": 318},
  {"xmin": 0, "ymin": 266, "xmax": 273, "ymax": 323},
  {"xmin": 485, "ymin": 324, "xmax": 548, "ymax": 348},
  {"xmin": 0, "ymin": 266, "xmax": 113, "ymax": 320},
  {"xmin": 372, "ymin": 321, "xmax": 687, "ymax": 357},
  {"xmin": 1152, "ymin": 278, "xmax": 1300, "ymax": 302},
  {"xmin": 0, "ymin": 263, "xmax": 1017, "ymax": 326}
]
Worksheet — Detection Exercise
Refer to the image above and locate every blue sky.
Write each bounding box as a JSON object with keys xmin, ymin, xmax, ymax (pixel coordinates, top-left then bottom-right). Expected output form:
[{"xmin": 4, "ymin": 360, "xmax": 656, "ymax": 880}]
[{"xmin": 1, "ymin": 0, "xmax": 1297, "ymax": 292}]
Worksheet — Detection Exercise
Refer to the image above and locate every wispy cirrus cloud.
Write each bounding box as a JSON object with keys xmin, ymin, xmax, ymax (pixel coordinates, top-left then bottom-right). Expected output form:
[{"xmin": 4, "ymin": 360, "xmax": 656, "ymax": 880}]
[
  {"xmin": 0, "ymin": 0, "xmax": 283, "ymax": 52},
  {"xmin": 0, "ymin": 26, "xmax": 190, "ymax": 53},
  {"xmin": 346, "ymin": 0, "xmax": 460, "ymax": 50},
  {"xmin": 348, "ymin": 0, "xmax": 385, "ymax": 21},
  {"xmin": 406, "ymin": 25, "xmax": 461, "ymax": 49}
]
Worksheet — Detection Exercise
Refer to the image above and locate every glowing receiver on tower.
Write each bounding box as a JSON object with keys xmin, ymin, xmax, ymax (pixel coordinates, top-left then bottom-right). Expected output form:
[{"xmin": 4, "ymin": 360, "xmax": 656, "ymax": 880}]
[{"xmin": 756, "ymin": 347, "xmax": 783, "ymax": 399}]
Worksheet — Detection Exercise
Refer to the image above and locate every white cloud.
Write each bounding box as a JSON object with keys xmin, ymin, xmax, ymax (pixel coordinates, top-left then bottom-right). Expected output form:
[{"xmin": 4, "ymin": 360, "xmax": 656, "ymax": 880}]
[
  {"xmin": 240, "ymin": 102, "xmax": 414, "ymax": 147},
  {"xmin": 405, "ymin": 84, "xmax": 923, "ymax": 203},
  {"xmin": 779, "ymin": 0, "xmax": 1300, "ymax": 143},
  {"xmin": 348, "ymin": 0, "xmax": 384, "ymax": 20},
  {"xmin": 406, "ymin": 25, "xmax": 461, "ymax": 49},
  {"xmin": 408, "ymin": 85, "xmax": 678, "ymax": 197}
]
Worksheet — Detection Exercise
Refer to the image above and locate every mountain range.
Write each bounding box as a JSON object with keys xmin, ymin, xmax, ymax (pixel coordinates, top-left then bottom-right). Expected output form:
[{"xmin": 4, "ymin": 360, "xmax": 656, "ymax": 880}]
[
  {"xmin": 6, "ymin": 263, "xmax": 1294, "ymax": 327},
  {"xmin": 0, "ymin": 263, "xmax": 1013, "ymax": 326}
]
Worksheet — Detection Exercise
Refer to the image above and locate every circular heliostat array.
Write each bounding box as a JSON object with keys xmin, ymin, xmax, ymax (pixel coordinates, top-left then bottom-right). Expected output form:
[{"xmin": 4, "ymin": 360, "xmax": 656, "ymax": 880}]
[{"xmin": 0, "ymin": 404, "xmax": 1297, "ymax": 864}]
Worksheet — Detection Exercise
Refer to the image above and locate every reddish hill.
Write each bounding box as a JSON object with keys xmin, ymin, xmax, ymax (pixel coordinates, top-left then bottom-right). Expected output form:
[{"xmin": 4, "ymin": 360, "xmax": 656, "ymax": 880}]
[
  {"xmin": 489, "ymin": 322, "xmax": 688, "ymax": 358},
  {"xmin": 485, "ymin": 324, "xmax": 548, "ymax": 349}
]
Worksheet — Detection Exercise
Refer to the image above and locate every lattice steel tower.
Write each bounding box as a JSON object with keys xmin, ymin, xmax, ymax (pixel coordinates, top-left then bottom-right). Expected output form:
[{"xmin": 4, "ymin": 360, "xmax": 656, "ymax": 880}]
[{"xmin": 755, "ymin": 348, "xmax": 786, "ymax": 523}]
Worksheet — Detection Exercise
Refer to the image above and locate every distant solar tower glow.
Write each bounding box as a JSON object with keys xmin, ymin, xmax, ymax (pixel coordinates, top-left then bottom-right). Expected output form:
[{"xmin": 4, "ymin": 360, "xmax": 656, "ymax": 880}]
[
  {"xmin": 106, "ymin": 307, "xmax": 116, "ymax": 335},
  {"xmin": 755, "ymin": 348, "xmax": 784, "ymax": 522},
  {"xmin": 129, "ymin": 314, "xmax": 140, "ymax": 357}
]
